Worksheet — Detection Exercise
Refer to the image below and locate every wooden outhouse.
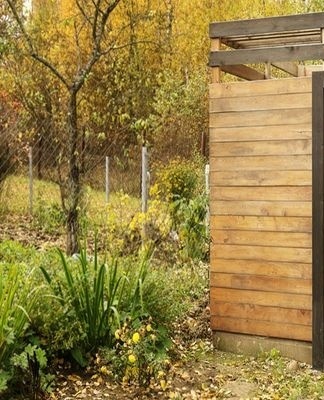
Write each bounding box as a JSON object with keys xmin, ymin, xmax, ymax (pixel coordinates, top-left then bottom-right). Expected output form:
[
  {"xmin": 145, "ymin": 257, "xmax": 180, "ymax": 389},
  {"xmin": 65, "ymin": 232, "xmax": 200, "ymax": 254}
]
[{"xmin": 209, "ymin": 12, "xmax": 324, "ymax": 368}]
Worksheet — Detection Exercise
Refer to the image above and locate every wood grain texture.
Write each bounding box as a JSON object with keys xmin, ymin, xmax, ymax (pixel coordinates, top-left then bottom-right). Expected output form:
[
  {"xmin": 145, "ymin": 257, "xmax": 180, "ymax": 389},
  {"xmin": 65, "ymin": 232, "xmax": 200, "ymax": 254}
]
[
  {"xmin": 209, "ymin": 73, "xmax": 312, "ymax": 343},
  {"xmin": 210, "ymin": 273, "xmax": 311, "ymax": 295},
  {"xmin": 209, "ymin": 12, "xmax": 324, "ymax": 38},
  {"xmin": 210, "ymin": 259, "xmax": 311, "ymax": 279},
  {"xmin": 209, "ymin": 44, "xmax": 324, "ymax": 66},
  {"xmin": 210, "ymin": 244, "xmax": 311, "ymax": 263},
  {"xmin": 210, "ymin": 92, "xmax": 311, "ymax": 113},
  {"xmin": 210, "ymin": 215, "xmax": 312, "ymax": 232},
  {"xmin": 210, "ymin": 109, "xmax": 311, "ymax": 128},
  {"xmin": 210, "ymin": 186, "xmax": 312, "ymax": 201},
  {"xmin": 210, "ymin": 287, "xmax": 312, "ymax": 310},
  {"xmin": 210, "ymin": 140, "xmax": 311, "ymax": 157},
  {"xmin": 210, "ymin": 170, "xmax": 311, "ymax": 186},
  {"xmin": 209, "ymin": 125, "xmax": 311, "ymax": 142},
  {"xmin": 209, "ymin": 77, "xmax": 311, "ymax": 98},
  {"xmin": 210, "ymin": 200, "xmax": 311, "ymax": 217},
  {"xmin": 211, "ymin": 302, "xmax": 311, "ymax": 325},
  {"xmin": 210, "ymin": 316, "xmax": 311, "ymax": 341},
  {"xmin": 211, "ymin": 230, "xmax": 311, "ymax": 248},
  {"xmin": 211, "ymin": 155, "xmax": 311, "ymax": 171}
]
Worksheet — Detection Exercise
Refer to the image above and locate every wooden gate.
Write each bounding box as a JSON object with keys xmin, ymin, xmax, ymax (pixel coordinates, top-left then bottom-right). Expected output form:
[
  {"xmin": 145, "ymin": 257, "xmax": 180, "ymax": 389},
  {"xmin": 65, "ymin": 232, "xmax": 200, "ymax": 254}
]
[{"xmin": 210, "ymin": 77, "xmax": 312, "ymax": 341}]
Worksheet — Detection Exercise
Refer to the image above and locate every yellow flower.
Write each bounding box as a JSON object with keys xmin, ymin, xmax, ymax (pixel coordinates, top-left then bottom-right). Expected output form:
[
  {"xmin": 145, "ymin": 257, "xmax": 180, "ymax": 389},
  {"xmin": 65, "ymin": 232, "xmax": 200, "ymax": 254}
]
[
  {"xmin": 128, "ymin": 354, "xmax": 136, "ymax": 363},
  {"xmin": 160, "ymin": 379, "xmax": 167, "ymax": 391},
  {"xmin": 115, "ymin": 329, "xmax": 121, "ymax": 340},
  {"xmin": 99, "ymin": 366, "xmax": 109, "ymax": 375},
  {"xmin": 146, "ymin": 324, "xmax": 152, "ymax": 332},
  {"xmin": 132, "ymin": 332, "xmax": 140, "ymax": 344}
]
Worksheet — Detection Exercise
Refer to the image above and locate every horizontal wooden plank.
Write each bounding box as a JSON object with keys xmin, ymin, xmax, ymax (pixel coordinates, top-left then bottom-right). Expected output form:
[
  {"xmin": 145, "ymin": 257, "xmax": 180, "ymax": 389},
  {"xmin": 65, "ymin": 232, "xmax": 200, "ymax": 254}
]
[
  {"xmin": 210, "ymin": 170, "xmax": 311, "ymax": 186},
  {"xmin": 210, "ymin": 140, "xmax": 311, "ymax": 157},
  {"xmin": 210, "ymin": 186, "xmax": 312, "ymax": 201},
  {"xmin": 210, "ymin": 259, "xmax": 311, "ymax": 279},
  {"xmin": 209, "ymin": 12, "xmax": 324, "ymax": 38},
  {"xmin": 211, "ymin": 155, "xmax": 311, "ymax": 171},
  {"xmin": 209, "ymin": 44, "xmax": 324, "ymax": 66},
  {"xmin": 210, "ymin": 215, "xmax": 312, "ymax": 232},
  {"xmin": 210, "ymin": 244, "xmax": 311, "ymax": 263},
  {"xmin": 210, "ymin": 92, "xmax": 311, "ymax": 113},
  {"xmin": 211, "ymin": 273, "xmax": 311, "ymax": 295},
  {"xmin": 211, "ymin": 302, "xmax": 311, "ymax": 326},
  {"xmin": 211, "ymin": 230, "xmax": 311, "ymax": 248},
  {"xmin": 227, "ymin": 32, "xmax": 320, "ymax": 49},
  {"xmin": 209, "ymin": 77, "xmax": 311, "ymax": 98},
  {"xmin": 210, "ymin": 109, "xmax": 311, "ymax": 128},
  {"xmin": 209, "ymin": 125, "xmax": 311, "ymax": 142},
  {"xmin": 210, "ymin": 287, "xmax": 312, "ymax": 310},
  {"xmin": 210, "ymin": 316, "xmax": 311, "ymax": 341},
  {"xmin": 210, "ymin": 200, "xmax": 311, "ymax": 217}
]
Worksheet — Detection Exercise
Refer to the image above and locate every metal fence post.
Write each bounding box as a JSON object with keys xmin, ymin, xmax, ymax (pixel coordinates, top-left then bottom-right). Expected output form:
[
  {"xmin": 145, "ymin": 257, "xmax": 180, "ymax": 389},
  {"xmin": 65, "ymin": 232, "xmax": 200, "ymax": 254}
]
[
  {"xmin": 28, "ymin": 146, "xmax": 33, "ymax": 215},
  {"xmin": 105, "ymin": 156, "xmax": 109, "ymax": 203},
  {"xmin": 141, "ymin": 146, "xmax": 148, "ymax": 213}
]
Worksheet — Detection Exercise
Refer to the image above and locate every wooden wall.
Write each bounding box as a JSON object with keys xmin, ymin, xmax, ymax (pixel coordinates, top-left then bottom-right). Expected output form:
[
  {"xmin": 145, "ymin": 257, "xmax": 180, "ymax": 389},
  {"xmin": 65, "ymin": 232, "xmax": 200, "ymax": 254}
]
[{"xmin": 209, "ymin": 77, "xmax": 312, "ymax": 341}]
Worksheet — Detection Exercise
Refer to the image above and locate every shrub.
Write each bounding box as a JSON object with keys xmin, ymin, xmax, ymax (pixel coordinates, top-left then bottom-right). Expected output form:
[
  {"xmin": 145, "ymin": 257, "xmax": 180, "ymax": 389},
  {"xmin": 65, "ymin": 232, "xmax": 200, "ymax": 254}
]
[
  {"xmin": 100, "ymin": 318, "xmax": 171, "ymax": 386},
  {"xmin": 150, "ymin": 158, "xmax": 200, "ymax": 203},
  {"xmin": 175, "ymin": 194, "xmax": 209, "ymax": 261},
  {"xmin": 39, "ymin": 242, "xmax": 154, "ymax": 365}
]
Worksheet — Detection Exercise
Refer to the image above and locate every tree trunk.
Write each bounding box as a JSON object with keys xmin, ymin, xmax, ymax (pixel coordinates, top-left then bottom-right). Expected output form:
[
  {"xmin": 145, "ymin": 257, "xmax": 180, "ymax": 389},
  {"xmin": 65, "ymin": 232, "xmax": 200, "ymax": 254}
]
[{"xmin": 66, "ymin": 89, "xmax": 81, "ymax": 255}]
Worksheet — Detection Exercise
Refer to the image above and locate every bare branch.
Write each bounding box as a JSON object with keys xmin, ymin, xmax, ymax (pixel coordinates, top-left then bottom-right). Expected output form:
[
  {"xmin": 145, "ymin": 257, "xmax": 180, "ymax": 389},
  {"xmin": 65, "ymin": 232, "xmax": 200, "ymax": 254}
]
[
  {"xmin": 75, "ymin": 0, "xmax": 91, "ymax": 25},
  {"xmin": 5, "ymin": 0, "xmax": 70, "ymax": 88}
]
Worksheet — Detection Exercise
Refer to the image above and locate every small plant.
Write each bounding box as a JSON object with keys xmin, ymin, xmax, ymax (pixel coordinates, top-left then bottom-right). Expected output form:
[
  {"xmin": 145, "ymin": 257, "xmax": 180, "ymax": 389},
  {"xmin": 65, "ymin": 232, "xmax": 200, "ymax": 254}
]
[
  {"xmin": 0, "ymin": 264, "xmax": 40, "ymax": 395},
  {"xmin": 0, "ymin": 264, "xmax": 38, "ymax": 369},
  {"xmin": 10, "ymin": 344, "xmax": 54, "ymax": 399},
  {"xmin": 175, "ymin": 194, "xmax": 209, "ymax": 261},
  {"xmin": 33, "ymin": 199, "xmax": 65, "ymax": 234},
  {"xmin": 39, "ymin": 240, "xmax": 153, "ymax": 365},
  {"xmin": 101, "ymin": 318, "xmax": 171, "ymax": 386}
]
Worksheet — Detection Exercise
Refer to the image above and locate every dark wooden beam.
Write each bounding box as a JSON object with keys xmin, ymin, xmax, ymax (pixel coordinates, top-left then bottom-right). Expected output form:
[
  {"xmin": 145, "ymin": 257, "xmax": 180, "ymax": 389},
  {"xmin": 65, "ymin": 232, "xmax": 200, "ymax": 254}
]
[
  {"xmin": 209, "ymin": 44, "xmax": 324, "ymax": 66},
  {"xmin": 209, "ymin": 12, "xmax": 324, "ymax": 38},
  {"xmin": 312, "ymin": 70, "xmax": 324, "ymax": 370},
  {"xmin": 221, "ymin": 65, "xmax": 265, "ymax": 80}
]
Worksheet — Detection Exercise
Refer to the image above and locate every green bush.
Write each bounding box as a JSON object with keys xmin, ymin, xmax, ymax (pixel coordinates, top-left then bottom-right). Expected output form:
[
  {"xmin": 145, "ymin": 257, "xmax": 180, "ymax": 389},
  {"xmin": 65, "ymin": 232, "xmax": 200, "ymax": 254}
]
[
  {"xmin": 150, "ymin": 158, "xmax": 201, "ymax": 203},
  {"xmin": 175, "ymin": 194, "xmax": 209, "ymax": 261}
]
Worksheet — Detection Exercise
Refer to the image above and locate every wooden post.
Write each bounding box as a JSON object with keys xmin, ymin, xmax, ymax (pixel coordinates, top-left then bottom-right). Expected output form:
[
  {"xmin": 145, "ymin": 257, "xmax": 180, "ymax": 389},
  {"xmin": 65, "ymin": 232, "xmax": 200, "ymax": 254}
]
[
  {"xmin": 312, "ymin": 71, "xmax": 324, "ymax": 370},
  {"xmin": 265, "ymin": 62, "xmax": 272, "ymax": 79},
  {"xmin": 28, "ymin": 146, "xmax": 33, "ymax": 215},
  {"xmin": 211, "ymin": 38, "xmax": 221, "ymax": 83}
]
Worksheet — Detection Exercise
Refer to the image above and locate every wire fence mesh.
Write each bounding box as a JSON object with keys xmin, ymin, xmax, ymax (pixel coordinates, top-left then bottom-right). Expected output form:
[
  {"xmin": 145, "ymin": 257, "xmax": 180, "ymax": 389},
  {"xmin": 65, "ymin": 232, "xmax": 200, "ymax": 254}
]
[{"xmin": 0, "ymin": 106, "xmax": 143, "ymax": 218}]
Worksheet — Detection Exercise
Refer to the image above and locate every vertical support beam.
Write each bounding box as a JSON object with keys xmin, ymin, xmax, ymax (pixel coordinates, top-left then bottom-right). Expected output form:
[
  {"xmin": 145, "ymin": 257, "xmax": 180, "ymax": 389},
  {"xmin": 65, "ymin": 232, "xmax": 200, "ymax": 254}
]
[
  {"xmin": 312, "ymin": 71, "xmax": 324, "ymax": 370},
  {"xmin": 211, "ymin": 38, "xmax": 221, "ymax": 83},
  {"xmin": 265, "ymin": 62, "xmax": 272, "ymax": 79}
]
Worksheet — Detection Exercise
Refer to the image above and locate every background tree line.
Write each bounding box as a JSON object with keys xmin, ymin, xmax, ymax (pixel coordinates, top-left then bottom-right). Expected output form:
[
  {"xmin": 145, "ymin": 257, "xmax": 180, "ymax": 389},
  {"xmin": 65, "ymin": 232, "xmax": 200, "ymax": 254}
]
[{"xmin": 0, "ymin": 0, "xmax": 320, "ymax": 253}]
